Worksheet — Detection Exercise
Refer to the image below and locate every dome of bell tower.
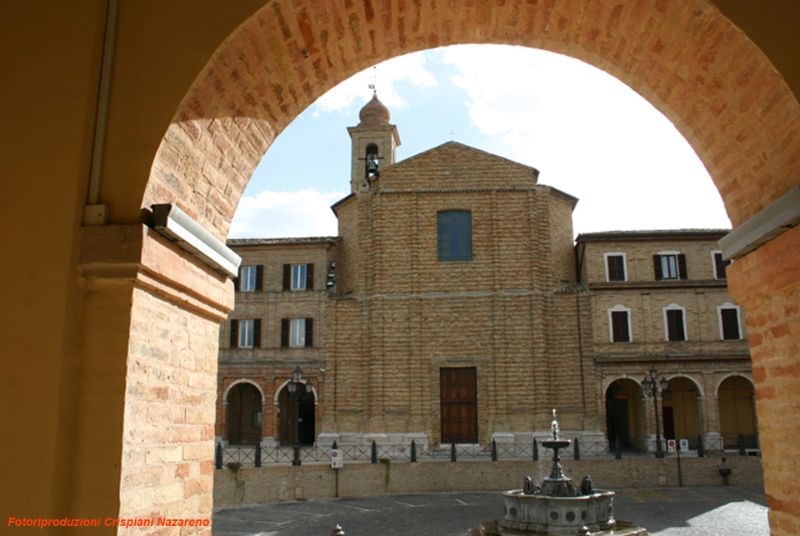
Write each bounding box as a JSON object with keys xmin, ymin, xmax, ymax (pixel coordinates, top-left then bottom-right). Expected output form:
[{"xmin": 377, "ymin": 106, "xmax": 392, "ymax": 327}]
[{"xmin": 358, "ymin": 92, "xmax": 390, "ymax": 126}]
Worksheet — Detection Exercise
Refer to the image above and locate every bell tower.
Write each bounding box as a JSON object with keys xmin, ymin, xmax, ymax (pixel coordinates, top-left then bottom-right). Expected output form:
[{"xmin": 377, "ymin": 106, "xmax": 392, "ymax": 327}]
[{"xmin": 347, "ymin": 91, "xmax": 401, "ymax": 192}]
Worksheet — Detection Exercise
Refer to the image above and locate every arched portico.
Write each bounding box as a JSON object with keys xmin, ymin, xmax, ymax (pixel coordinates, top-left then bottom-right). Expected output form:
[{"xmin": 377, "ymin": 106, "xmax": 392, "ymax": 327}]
[{"xmin": 5, "ymin": 3, "xmax": 799, "ymax": 535}]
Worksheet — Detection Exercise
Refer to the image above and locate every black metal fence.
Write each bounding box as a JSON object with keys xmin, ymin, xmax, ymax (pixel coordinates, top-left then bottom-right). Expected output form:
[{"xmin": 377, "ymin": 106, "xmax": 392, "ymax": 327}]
[
  {"xmin": 216, "ymin": 432, "xmax": 761, "ymax": 469},
  {"xmin": 219, "ymin": 435, "xmax": 749, "ymax": 468}
]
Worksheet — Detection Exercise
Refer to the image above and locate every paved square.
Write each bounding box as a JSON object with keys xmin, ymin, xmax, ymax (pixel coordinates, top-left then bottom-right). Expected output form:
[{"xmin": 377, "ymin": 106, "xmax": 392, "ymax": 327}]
[{"xmin": 212, "ymin": 485, "xmax": 767, "ymax": 535}]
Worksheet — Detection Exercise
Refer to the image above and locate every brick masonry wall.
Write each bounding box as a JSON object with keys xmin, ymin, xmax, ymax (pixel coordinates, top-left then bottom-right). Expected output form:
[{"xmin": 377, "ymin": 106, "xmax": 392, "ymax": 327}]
[
  {"xmin": 119, "ymin": 288, "xmax": 219, "ymax": 527},
  {"xmin": 217, "ymin": 240, "xmax": 334, "ymax": 441},
  {"xmin": 727, "ymin": 226, "xmax": 800, "ymax": 535},
  {"xmin": 322, "ymin": 174, "xmax": 595, "ymax": 443}
]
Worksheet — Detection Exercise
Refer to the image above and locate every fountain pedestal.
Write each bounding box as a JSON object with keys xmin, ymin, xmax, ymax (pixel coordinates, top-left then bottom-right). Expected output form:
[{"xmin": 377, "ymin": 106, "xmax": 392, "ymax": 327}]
[{"xmin": 468, "ymin": 410, "xmax": 648, "ymax": 536}]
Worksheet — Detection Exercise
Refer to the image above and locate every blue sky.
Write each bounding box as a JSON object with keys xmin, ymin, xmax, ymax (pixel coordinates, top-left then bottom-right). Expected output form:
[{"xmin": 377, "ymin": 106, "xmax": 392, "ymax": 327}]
[{"xmin": 229, "ymin": 45, "xmax": 730, "ymax": 239}]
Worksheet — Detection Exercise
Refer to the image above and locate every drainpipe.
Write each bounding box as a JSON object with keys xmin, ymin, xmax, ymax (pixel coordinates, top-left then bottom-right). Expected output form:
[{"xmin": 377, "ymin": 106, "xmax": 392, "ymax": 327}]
[{"xmin": 84, "ymin": 0, "xmax": 119, "ymax": 225}]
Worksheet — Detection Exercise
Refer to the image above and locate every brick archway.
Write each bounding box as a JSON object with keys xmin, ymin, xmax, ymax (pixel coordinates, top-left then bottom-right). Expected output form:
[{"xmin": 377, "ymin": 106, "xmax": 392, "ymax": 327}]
[
  {"xmin": 143, "ymin": 0, "xmax": 798, "ymax": 239},
  {"xmin": 136, "ymin": 1, "xmax": 799, "ymax": 533}
]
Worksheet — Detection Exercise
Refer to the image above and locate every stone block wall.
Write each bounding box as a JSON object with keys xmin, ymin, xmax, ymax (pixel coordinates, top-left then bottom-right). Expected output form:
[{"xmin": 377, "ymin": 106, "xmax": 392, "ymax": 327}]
[{"xmin": 213, "ymin": 456, "xmax": 764, "ymax": 507}]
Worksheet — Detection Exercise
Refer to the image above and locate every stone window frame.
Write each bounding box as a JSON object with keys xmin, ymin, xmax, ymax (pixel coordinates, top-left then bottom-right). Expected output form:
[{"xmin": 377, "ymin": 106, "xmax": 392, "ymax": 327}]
[
  {"xmin": 711, "ymin": 250, "xmax": 730, "ymax": 280},
  {"xmin": 717, "ymin": 303, "xmax": 743, "ymax": 340},
  {"xmin": 437, "ymin": 209, "xmax": 473, "ymax": 262},
  {"xmin": 231, "ymin": 318, "xmax": 261, "ymax": 348},
  {"xmin": 654, "ymin": 251, "xmax": 687, "ymax": 280},
  {"xmin": 281, "ymin": 317, "xmax": 314, "ymax": 348},
  {"xmin": 237, "ymin": 264, "xmax": 262, "ymax": 292},
  {"xmin": 662, "ymin": 303, "xmax": 688, "ymax": 342},
  {"xmin": 604, "ymin": 252, "xmax": 628, "ymax": 282},
  {"xmin": 283, "ymin": 263, "xmax": 314, "ymax": 291},
  {"xmin": 608, "ymin": 304, "xmax": 633, "ymax": 342}
]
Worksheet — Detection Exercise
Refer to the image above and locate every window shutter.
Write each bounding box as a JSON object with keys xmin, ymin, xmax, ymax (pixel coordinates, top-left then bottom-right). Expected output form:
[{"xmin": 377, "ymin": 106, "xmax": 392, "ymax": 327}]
[
  {"xmin": 253, "ymin": 319, "xmax": 262, "ymax": 347},
  {"xmin": 678, "ymin": 254, "xmax": 688, "ymax": 280},
  {"xmin": 653, "ymin": 255, "xmax": 662, "ymax": 280},
  {"xmin": 234, "ymin": 269, "xmax": 241, "ymax": 292},
  {"xmin": 280, "ymin": 318, "xmax": 289, "ymax": 348},
  {"xmin": 305, "ymin": 318, "xmax": 314, "ymax": 347},
  {"xmin": 283, "ymin": 264, "xmax": 291, "ymax": 290},
  {"xmin": 230, "ymin": 320, "xmax": 239, "ymax": 348},
  {"xmin": 306, "ymin": 263, "xmax": 314, "ymax": 290},
  {"xmin": 255, "ymin": 265, "xmax": 264, "ymax": 291}
]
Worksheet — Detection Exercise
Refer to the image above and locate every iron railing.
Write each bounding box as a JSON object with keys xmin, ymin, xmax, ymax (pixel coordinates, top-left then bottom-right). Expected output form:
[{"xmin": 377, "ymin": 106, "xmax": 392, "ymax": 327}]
[{"xmin": 216, "ymin": 437, "xmax": 640, "ymax": 468}]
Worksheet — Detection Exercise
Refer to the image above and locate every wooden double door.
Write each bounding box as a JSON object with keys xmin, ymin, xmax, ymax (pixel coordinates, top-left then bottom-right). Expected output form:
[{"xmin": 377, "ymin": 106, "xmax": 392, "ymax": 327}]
[{"xmin": 440, "ymin": 367, "xmax": 478, "ymax": 444}]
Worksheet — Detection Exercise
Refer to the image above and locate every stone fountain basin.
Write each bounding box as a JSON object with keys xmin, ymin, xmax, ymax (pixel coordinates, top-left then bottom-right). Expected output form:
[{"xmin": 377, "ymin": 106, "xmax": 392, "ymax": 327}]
[{"xmin": 501, "ymin": 489, "xmax": 615, "ymax": 535}]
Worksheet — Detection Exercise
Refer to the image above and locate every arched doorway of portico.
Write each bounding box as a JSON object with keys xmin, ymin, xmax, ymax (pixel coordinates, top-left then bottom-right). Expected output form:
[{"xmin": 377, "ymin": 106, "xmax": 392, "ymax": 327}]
[
  {"xmin": 661, "ymin": 377, "xmax": 702, "ymax": 447},
  {"xmin": 718, "ymin": 375, "xmax": 757, "ymax": 450},
  {"xmin": 605, "ymin": 379, "xmax": 645, "ymax": 451},
  {"xmin": 277, "ymin": 381, "xmax": 316, "ymax": 446},
  {"xmin": 225, "ymin": 381, "xmax": 264, "ymax": 446}
]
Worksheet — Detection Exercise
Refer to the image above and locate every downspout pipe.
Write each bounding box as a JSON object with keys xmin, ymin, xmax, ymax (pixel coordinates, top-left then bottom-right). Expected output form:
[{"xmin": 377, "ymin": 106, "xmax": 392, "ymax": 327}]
[{"xmin": 84, "ymin": 0, "xmax": 119, "ymax": 225}]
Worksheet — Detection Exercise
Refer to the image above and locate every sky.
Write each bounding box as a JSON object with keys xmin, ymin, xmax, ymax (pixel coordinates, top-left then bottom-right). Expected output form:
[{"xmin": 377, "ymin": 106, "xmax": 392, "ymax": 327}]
[{"xmin": 229, "ymin": 45, "xmax": 731, "ymax": 239}]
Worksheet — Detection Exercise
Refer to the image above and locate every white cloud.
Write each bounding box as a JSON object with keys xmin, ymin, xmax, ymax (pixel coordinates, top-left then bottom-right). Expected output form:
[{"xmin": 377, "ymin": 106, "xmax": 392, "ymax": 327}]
[
  {"xmin": 314, "ymin": 52, "xmax": 437, "ymax": 114},
  {"xmin": 235, "ymin": 45, "xmax": 731, "ymax": 240},
  {"xmin": 440, "ymin": 44, "xmax": 730, "ymax": 233},
  {"xmin": 228, "ymin": 189, "xmax": 345, "ymax": 238}
]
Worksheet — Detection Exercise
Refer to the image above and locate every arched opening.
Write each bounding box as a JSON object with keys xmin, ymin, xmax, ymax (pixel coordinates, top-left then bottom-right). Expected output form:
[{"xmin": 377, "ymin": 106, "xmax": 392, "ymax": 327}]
[
  {"xmin": 662, "ymin": 377, "xmax": 702, "ymax": 444},
  {"xmin": 225, "ymin": 382, "xmax": 263, "ymax": 446},
  {"xmin": 718, "ymin": 375, "xmax": 757, "ymax": 449},
  {"xmin": 277, "ymin": 382, "xmax": 316, "ymax": 446},
  {"xmin": 605, "ymin": 379, "xmax": 645, "ymax": 451}
]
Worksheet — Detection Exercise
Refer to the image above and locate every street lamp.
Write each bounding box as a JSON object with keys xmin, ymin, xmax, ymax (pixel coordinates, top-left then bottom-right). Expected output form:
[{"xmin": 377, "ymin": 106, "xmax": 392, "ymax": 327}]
[
  {"xmin": 642, "ymin": 366, "xmax": 670, "ymax": 459},
  {"xmin": 286, "ymin": 366, "xmax": 307, "ymax": 466}
]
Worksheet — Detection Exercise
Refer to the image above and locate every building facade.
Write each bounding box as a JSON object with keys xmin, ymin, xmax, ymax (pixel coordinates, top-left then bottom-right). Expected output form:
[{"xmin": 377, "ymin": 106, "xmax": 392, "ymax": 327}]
[
  {"xmin": 216, "ymin": 96, "xmax": 755, "ymax": 454},
  {"xmin": 576, "ymin": 231, "xmax": 755, "ymax": 453}
]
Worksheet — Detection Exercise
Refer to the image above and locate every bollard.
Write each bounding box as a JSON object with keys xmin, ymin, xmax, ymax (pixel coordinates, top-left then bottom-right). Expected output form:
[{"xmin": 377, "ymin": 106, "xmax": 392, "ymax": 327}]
[
  {"xmin": 491, "ymin": 439, "xmax": 498, "ymax": 462},
  {"xmin": 738, "ymin": 434, "xmax": 746, "ymax": 456},
  {"xmin": 255, "ymin": 441, "xmax": 261, "ymax": 468},
  {"xmin": 215, "ymin": 441, "xmax": 223, "ymax": 470},
  {"xmin": 371, "ymin": 440, "xmax": 378, "ymax": 464},
  {"xmin": 410, "ymin": 440, "xmax": 417, "ymax": 463},
  {"xmin": 614, "ymin": 437, "xmax": 621, "ymax": 460},
  {"xmin": 573, "ymin": 437, "xmax": 580, "ymax": 461},
  {"xmin": 697, "ymin": 435, "xmax": 705, "ymax": 458},
  {"xmin": 533, "ymin": 439, "xmax": 539, "ymax": 461},
  {"xmin": 450, "ymin": 442, "xmax": 457, "ymax": 462}
]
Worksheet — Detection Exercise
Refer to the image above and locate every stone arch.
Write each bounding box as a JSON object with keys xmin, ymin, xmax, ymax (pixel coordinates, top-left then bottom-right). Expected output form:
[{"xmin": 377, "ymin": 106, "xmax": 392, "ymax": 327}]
[
  {"xmin": 142, "ymin": 1, "xmax": 799, "ymax": 242},
  {"xmin": 664, "ymin": 373, "xmax": 706, "ymax": 399},
  {"xmin": 713, "ymin": 372, "xmax": 754, "ymax": 397},
  {"xmin": 223, "ymin": 378, "xmax": 266, "ymax": 404},
  {"xmin": 274, "ymin": 378, "xmax": 319, "ymax": 406}
]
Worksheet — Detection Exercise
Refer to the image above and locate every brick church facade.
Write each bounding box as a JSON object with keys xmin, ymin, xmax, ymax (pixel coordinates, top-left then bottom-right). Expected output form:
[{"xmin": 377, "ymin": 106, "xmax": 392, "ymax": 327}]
[{"xmin": 216, "ymin": 95, "xmax": 755, "ymax": 454}]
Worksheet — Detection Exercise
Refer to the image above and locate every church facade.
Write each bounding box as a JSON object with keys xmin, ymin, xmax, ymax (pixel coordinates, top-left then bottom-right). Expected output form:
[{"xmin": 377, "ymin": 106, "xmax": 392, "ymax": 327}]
[{"xmin": 216, "ymin": 95, "xmax": 755, "ymax": 454}]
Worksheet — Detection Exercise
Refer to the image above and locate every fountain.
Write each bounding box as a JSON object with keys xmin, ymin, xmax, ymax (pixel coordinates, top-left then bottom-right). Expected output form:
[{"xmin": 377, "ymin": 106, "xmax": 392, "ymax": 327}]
[{"xmin": 469, "ymin": 410, "xmax": 647, "ymax": 536}]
